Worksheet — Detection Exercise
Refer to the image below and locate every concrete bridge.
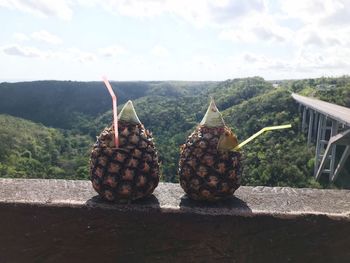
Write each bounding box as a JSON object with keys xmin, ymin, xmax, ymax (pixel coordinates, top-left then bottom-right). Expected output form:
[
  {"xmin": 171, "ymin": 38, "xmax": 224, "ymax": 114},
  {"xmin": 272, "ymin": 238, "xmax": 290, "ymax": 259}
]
[{"xmin": 292, "ymin": 93, "xmax": 350, "ymax": 182}]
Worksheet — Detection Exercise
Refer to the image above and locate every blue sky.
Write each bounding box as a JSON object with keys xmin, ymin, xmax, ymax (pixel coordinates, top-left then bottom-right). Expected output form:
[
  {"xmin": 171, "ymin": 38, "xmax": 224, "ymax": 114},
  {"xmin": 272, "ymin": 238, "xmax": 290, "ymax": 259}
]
[{"xmin": 1, "ymin": 0, "xmax": 350, "ymax": 81}]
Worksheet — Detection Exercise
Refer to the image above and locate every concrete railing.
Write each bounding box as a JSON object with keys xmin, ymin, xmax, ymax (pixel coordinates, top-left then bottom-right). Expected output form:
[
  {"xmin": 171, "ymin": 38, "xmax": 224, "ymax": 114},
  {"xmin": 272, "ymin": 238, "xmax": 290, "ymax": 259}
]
[{"xmin": 0, "ymin": 178, "xmax": 350, "ymax": 262}]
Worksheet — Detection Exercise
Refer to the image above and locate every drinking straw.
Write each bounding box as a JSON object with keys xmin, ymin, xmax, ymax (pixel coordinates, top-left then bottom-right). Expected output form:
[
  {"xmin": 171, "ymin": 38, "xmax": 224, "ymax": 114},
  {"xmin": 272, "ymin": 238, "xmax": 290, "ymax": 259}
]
[
  {"xmin": 233, "ymin": 124, "xmax": 292, "ymax": 151},
  {"xmin": 102, "ymin": 77, "xmax": 119, "ymax": 148}
]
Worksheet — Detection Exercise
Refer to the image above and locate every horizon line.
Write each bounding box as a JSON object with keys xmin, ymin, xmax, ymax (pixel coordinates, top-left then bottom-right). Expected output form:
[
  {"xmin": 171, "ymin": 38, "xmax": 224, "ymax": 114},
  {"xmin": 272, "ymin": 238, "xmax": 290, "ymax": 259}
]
[{"xmin": 2, "ymin": 74, "xmax": 350, "ymax": 83}]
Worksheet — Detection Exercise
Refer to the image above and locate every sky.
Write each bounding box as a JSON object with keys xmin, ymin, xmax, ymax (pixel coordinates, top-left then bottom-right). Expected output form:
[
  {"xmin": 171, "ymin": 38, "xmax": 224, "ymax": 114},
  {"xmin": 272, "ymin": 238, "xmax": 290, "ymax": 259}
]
[{"xmin": 1, "ymin": 0, "xmax": 350, "ymax": 81}]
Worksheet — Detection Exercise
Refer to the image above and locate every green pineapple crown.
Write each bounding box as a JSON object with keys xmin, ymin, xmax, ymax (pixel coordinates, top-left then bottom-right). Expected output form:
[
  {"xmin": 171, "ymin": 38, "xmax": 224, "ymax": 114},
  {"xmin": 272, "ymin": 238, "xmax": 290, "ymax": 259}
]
[
  {"xmin": 200, "ymin": 98, "xmax": 226, "ymax": 128},
  {"xmin": 118, "ymin": 100, "xmax": 141, "ymax": 124}
]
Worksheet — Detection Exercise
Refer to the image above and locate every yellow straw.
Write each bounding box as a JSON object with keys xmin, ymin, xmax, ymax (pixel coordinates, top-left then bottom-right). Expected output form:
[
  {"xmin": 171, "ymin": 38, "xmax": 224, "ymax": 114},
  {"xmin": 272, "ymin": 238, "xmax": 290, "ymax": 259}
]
[{"xmin": 233, "ymin": 124, "xmax": 292, "ymax": 151}]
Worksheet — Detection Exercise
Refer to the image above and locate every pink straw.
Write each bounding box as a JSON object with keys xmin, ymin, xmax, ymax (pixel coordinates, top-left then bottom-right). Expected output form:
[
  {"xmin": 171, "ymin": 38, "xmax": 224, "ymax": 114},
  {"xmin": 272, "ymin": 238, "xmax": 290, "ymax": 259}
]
[{"xmin": 102, "ymin": 76, "xmax": 119, "ymax": 148}]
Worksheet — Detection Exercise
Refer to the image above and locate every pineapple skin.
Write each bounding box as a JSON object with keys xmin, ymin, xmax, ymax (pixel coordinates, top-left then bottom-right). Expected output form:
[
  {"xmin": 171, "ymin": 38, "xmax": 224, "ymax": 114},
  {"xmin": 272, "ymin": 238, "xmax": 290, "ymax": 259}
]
[
  {"xmin": 90, "ymin": 121, "xmax": 160, "ymax": 202},
  {"xmin": 179, "ymin": 126, "xmax": 242, "ymax": 201}
]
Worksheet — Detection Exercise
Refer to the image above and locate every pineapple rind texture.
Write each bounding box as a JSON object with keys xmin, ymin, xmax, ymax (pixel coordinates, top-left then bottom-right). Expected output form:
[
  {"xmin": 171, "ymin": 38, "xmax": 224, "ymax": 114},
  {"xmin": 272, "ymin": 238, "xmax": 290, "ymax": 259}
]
[
  {"xmin": 179, "ymin": 125, "xmax": 242, "ymax": 201},
  {"xmin": 90, "ymin": 121, "xmax": 160, "ymax": 202}
]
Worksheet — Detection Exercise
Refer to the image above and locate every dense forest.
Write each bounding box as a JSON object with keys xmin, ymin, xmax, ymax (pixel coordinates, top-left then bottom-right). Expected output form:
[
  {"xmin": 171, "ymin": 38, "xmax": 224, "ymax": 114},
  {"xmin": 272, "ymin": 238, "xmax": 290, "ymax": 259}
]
[{"xmin": 0, "ymin": 77, "xmax": 349, "ymax": 188}]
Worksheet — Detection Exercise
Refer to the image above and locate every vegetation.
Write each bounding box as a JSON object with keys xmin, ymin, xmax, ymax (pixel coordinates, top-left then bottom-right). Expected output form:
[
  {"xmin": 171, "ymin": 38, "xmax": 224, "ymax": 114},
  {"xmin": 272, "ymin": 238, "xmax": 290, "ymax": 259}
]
[
  {"xmin": 0, "ymin": 76, "xmax": 349, "ymax": 188},
  {"xmin": 0, "ymin": 114, "xmax": 92, "ymax": 179},
  {"xmin": 0, "ymin": 80, "xmax": 217, "ymax": 130}
]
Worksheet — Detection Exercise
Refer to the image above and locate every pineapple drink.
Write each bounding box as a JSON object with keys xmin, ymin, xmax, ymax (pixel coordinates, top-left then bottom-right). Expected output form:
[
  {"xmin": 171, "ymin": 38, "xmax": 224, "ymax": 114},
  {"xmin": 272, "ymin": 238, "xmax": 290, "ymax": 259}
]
[
  {"xmin": 90, "ymin": 101, "xmax": 160, "ymax": 202},
  {"xmin": 179, "ymin": 99, "xmax": 242, "ymax": 201}
]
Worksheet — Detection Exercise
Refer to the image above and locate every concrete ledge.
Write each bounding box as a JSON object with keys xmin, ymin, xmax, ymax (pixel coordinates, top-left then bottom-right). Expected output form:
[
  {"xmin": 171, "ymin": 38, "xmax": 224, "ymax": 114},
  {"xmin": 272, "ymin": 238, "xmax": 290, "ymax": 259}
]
[
  {"xmin": 1, "ymin": 179, "xmax": 350, "ymax": 262},
  {"xmin": 1, "ymin": 178, "xmax": 350, "ymax": 219}
]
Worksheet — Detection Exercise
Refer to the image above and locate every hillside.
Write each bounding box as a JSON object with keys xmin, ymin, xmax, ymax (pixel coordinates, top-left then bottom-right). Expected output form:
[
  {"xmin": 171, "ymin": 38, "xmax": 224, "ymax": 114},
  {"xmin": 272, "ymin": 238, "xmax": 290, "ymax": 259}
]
[
  {"xmin": 0, "ymin": 80, "xmax": 217, "ymax": 130},
  {"xmin": 0, "ymin": 114, "xmax": 92, "ymax": 179},
  {"xmin": 0, "ymin": 77, "xmax": 349, "ymax": 188}
]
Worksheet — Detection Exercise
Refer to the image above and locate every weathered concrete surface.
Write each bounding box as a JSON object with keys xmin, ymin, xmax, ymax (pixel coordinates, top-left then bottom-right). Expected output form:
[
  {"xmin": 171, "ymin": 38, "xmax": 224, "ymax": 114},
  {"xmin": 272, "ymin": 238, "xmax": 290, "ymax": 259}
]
[
  {"xmin": 0, "ymin": 179, "xmax": 350, "ymax": 262},
  {"xmin": 1, "ymin": 178, "xmax": 350, "ymax": 219}
]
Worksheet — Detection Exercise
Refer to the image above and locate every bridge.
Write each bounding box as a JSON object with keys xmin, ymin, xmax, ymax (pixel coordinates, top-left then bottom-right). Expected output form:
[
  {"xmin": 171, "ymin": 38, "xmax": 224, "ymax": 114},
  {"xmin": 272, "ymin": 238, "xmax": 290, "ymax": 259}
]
[{"xmin": 292, "ymin": 93, "xmax": 350, "ymax": 182}]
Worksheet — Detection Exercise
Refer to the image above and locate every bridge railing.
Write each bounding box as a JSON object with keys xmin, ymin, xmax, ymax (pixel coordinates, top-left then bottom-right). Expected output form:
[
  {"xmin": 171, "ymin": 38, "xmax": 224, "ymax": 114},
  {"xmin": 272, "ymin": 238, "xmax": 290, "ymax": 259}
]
[{"xmin": 0, "ymin": 178, "xmax": 350, "ymax": 262}]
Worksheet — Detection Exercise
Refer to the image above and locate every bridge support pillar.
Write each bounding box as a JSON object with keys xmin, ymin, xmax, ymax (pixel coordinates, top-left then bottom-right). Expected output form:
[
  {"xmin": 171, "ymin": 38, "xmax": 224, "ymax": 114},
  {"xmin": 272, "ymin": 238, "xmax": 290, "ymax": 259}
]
[
  {"xmin": 307, "ymin": 110, "xmax": 314, "ymax": 146},
  {"xmin": 302, "ymin": 106, "xmax": 307, "ymax": 133},
  {"xmin": 329, "ymin": 121, "xmax": 338, "ymax": 179},
  {"xmin": 313, "ymin": 112, "xmax": 319, "ymax": 142},
  {"xmin": 315, "ymin": 115, "xmax": 326, "ymax": 178}
]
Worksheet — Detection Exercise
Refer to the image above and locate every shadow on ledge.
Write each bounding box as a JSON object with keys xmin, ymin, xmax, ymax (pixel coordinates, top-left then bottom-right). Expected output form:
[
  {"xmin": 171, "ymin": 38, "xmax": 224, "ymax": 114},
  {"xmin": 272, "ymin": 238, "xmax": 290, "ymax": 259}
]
[
  {"xmin": 179, "ymin": 194, "xmax": 252, "ymax": 216},
  {"xmin": 85, "ymin": 194, "xmax": 161, "ymax": 210}
]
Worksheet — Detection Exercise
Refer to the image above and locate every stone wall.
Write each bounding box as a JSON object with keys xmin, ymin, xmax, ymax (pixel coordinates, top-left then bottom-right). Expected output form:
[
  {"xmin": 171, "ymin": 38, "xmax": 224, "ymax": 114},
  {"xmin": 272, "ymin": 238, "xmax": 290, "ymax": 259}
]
[{"xmin": 0, "ymin": 179, "xmax": 349, "ymax": 262}]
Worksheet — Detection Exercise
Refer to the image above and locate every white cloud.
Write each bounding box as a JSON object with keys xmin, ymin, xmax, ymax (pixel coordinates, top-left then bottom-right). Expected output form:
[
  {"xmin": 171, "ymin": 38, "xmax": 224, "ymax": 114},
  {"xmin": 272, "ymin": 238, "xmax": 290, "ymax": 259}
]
[
  {"xmin": 101, "ymin": 0, "xmax": 167, "ymax": 18},
  {"xmin": 98, "ymin": 45, "xmax": 127, "ymax": 57},
  {"xmin": 165, "ymin": 0, "xmax": 265, "ymax": 27},
  {"xmin": 1, "ymin": 44, "xmax": 97, "ymax": 63},
  {"xmin": 0, "ymin": 0, "xmax": 267, "ymax": 26},
  {"xmin": 151, "ymin": 45, "xmax": 169, "ymax": 57},
  {"xmin": 276, "ymin": 0, "xmax": 350, "ymax": 75},
  {"xmin": 238, "ymin": 52, "xmax": 290, "ymax": 71},
  {"xmin": 81, "ymin": 0, "xmax": 265, "ymax": 27},
  {"xmin": 227, "ymin": 46, "xmax": 350, "ymax": 78},
  {"xmin": 219, "ymin": 14, "xmax": 292, "ymax": 43},
  {"xmin": 65, "ymin": 48, "xmax": 97, "ymax": 63},
  {"xmin": 321, "ymin": 1, "xmax": 350, "ymax": 25},
  {"xmin": 296, "ymin": 27, "xmax": 344, "ymax": 48},
  {"xmin": 0, "ymin": 0, "xmax": 266, "ymax": 26},
  {"xmin": 208, "ymin": 0, "xmax": 265, "ymax": 23},
  {"xmin": 280, "ymin": 0, "xmax": 344, "ymax": 23},
  {"xmin": 252, "ymin": 26, "xmax": 286, "ymax": 42},
  {"xmin": 31, "ymin": 30, "xmax": 62, "ymax": 44},
  {"xmin": 217, "ymin": 0, "xmax": 350, "ymax": 78},
  {"xmin": 190, "ymin": 55, "xmax": 217, "ymax": 71},
  {"xmin": 128, "ymin": 56, "xmax": 146, "ymax": 66},
  {"xmin": 11, "ymin": 30, "xmax": 63, "ymax": 45},
  {"xmin": 47, "ymin": 47, "xmax": 97, "ymax": 63},
  {"xmin": 0, "ymin": 0, "xmax": 73, "ymax": 20},
  {"xmin": 296, "ymin": 45, "xmax": 350, "ymax": 70},
  {"xmin": 243, "ymin": 53, "xmax": 261, "ymax": 63},
  {"xmin": 1, "ymin": 44, "xmax": 44, "ymax": 58},
  {"xmin": 13, "ymin": 32, "xmax": 30, "ymax": 42},
  {"xmin": 2, "ymin": 0, "xmax": 350, "ymax": 80}
]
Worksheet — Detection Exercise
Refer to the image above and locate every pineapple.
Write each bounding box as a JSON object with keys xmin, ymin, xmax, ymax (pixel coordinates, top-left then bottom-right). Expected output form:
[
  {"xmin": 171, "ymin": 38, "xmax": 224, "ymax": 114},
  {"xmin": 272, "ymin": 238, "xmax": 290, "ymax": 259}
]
[
  {"xmin": 90, "ymin": 100, "xmax": 160, "ymax": 202},
  {"xmin": 178, "ymin": 99, "xmax": 242, "ymax": 201}
]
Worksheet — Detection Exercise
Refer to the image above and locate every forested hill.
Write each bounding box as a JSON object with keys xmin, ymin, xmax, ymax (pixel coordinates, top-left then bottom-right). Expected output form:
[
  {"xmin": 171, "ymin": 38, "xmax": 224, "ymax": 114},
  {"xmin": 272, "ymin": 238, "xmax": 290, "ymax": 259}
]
[
  {"xmin": 0, "ymin": 76, "xmax": 349, "ymax": 188},
  {"xmin": 0, "ymin": 80, "xmax": 217, "ymax": 130},
  {"xmin": 0, "ymin": 114, "xmax": 91, "ymax": 179}
]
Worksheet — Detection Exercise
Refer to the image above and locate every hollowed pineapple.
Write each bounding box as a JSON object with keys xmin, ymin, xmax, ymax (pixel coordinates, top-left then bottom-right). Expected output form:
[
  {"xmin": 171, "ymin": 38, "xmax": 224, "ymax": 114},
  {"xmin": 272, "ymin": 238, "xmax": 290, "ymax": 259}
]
[
  {"xmin": 179, "ymin": 99, "xmax": 242, "ymax": 201},
  {"xmin": 90, "ymin": 101, "xmax": 160, "ymax": 202}
]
